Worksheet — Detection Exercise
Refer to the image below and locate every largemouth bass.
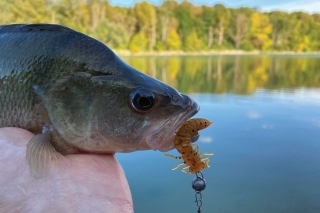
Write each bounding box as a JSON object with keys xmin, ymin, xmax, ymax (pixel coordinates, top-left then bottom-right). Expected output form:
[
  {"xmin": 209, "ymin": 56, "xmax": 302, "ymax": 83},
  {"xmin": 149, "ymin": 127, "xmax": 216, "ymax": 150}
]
[{"xmin": 0, "ymin": 24, "xmax": 199, "ymax": 177}]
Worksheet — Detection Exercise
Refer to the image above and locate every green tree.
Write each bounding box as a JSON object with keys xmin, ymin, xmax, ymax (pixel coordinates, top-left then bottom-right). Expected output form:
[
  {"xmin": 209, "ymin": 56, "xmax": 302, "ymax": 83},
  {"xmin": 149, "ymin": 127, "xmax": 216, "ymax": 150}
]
[
  {"xmin": 288, "ymin": 12, "xmax": 314, "ymax": 51},
  {"xmin": 106, "ymin": 6, "xmax": 137, "ymax": 43},
  {"xmin": 134, "ymin": 1, "xmax": 157, "ymax": 51},
  {"xmin": 269, "ymin": 11, "xmax": 291, "ymax": 50},
  {"xmin": 184, "ymin": 30, "xmax": 205, "ymax": 51},
  {"xmin": 175, "ymin": 1, "xmax": 195, "ymax": 46},
  {"xmin": 213, "ymin": 4, "xmax": 231, "ymax": 46},
  {"xmin": 229, "ymin": 8, "xmax": 251, "ymax": 49},
  {"xmin": 91, "ymin": 20, "xmax": 129, "ymax": 49},
  {"xmin": 4, "ymin": 0, "xmax": 52, "ymax": 23},
  {"xmin": 53, "ymin": 0, "xmax": 90, "ymax": 32},
  {"xmin": 157, "ymin": 1, "xmax": 178, "ymax": 43},
  {"xmin": 201, "ymin": 6, "xmax": 215, "ymax": 48},
  {"xmin": 1, "ymin": 0, "xmax": 320, "ymax": 53}
]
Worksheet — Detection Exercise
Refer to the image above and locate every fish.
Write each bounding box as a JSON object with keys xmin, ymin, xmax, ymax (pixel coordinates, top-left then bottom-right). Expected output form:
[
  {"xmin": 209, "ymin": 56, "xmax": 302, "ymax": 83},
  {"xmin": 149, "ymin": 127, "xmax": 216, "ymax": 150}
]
[{"xmin": 0, "ymin": 24, "xmax": 199, "ymax": 177}]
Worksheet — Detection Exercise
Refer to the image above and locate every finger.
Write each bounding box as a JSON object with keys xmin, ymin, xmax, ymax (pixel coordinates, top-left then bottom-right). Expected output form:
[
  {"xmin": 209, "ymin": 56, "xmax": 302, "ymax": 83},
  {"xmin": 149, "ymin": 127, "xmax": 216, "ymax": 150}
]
[{"xmin": 0, "ymin": 128, "xmax": 133, "ymax": 213}]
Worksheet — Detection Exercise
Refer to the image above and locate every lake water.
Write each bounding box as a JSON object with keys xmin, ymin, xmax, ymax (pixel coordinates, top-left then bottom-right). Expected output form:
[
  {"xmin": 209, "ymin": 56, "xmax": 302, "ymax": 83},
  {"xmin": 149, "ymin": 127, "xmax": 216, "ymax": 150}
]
[{"xmin": 116, "ymin": 55, "xmax": 320, "ymax": 213}]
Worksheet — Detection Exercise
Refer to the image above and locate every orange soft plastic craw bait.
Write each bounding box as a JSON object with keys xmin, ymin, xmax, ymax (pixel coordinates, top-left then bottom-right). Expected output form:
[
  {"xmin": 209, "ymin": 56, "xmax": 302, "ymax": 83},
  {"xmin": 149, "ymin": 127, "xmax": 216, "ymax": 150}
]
[{"xmin": 165, "ymin": 118, "xmax": 214, "ymax": 174}]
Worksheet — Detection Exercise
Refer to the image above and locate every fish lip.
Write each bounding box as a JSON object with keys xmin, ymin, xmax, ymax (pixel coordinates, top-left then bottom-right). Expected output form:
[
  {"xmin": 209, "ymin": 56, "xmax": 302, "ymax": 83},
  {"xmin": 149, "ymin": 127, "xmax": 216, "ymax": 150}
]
[
  {"xmin": 145, "ymin": 99, "xmax": 200, "ymax": 151},
  {"xmin": 186, "ymin": 100, "xmax": 200, "ymax": 117}
]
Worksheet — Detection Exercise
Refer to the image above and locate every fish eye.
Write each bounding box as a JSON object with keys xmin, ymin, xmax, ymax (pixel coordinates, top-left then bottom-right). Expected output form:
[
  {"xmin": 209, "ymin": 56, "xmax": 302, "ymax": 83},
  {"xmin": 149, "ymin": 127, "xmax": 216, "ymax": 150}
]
[{"xmin": 129, "ymin": 88, "xmax": 155, "ymax": 113}]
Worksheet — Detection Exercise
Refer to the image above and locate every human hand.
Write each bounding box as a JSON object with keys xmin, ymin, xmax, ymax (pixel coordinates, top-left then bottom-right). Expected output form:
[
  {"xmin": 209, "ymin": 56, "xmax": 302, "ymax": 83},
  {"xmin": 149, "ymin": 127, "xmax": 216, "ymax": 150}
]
[{"xmin": 0, "ymin": 128, "xmax": 133, "ymax": 213}]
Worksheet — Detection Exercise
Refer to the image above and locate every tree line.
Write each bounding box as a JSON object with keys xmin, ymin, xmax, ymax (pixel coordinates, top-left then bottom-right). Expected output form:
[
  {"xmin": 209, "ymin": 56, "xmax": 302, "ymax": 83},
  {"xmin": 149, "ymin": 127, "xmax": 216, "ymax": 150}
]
[{"xmin": 1, "ymin": 0, "xmax": 319, "ymax": 52}]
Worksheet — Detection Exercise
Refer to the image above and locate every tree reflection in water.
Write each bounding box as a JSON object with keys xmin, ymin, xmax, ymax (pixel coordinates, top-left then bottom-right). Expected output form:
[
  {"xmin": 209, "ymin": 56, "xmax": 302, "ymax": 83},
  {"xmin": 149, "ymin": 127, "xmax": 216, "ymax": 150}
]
[{"xmin": 123, "ymin": 55, "xmax": 320, "ymax": 94}]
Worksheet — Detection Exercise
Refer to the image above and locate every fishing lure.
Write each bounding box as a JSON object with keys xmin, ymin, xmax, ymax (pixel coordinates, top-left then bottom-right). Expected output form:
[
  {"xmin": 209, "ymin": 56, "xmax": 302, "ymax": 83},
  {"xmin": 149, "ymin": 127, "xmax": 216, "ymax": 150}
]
[{"xmin": 165, "ymin": 118, "xmax": 214, "ymax": 174}]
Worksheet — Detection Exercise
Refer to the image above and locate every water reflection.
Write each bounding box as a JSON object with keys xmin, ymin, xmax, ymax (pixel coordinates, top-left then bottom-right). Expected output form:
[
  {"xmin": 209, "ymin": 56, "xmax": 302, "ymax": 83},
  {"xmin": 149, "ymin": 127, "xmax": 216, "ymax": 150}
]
[
  {"xmin": 118, "ymin": 55, "xmax": 320, "ymax": 213},
  {"xmin": 123, "ymin": 55, "xmax": 320, "ymax": 94},
  {"xmin": 117, "ymin": 88, "xmax": 320, "ymax": 213}
]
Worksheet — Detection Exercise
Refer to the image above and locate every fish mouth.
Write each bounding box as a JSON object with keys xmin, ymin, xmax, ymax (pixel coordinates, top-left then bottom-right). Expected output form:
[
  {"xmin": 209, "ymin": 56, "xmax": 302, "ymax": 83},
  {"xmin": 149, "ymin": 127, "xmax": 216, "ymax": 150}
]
[{"xmin": 145, "ymin": 99, "xmax": 199, "ymax": 151}]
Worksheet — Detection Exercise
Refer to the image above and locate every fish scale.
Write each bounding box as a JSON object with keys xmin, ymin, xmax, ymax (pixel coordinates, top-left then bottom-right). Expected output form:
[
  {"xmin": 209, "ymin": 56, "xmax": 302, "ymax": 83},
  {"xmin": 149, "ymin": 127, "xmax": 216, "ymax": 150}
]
[
  {"xmin": 0, "ymin": 24, "xmax": 199, "ymax": 177},
  {"xmin": 0, "ymin": 72, "xmax": 36, "ymax": 129}
]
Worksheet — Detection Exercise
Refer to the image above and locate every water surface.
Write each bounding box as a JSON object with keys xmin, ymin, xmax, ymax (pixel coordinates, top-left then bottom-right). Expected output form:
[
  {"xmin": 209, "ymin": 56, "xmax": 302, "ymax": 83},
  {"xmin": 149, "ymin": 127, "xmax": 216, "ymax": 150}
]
[{"xmin": 117, "ymin": 55, "xmax": 320, "ymax": 213}]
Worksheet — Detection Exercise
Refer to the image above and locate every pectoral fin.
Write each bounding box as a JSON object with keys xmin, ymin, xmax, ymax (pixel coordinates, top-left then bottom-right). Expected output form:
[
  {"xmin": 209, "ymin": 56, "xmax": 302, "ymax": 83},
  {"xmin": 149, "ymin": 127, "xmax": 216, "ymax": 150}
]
[{"xmin": 26, "ymin": 131, "xmax": 65, "ymax": 178}]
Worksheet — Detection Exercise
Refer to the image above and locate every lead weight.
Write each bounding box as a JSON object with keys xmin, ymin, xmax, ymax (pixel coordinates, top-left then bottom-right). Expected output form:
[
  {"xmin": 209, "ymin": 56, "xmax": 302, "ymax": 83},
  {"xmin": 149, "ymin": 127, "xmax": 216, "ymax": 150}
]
[{"xmin": 192, "ymin": 176, "xmax": 206, "ymax": 191}]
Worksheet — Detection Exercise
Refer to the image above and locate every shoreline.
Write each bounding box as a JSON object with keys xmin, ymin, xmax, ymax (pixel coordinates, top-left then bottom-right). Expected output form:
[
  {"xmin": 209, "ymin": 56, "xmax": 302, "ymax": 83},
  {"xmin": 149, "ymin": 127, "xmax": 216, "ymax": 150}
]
[{"xmin": 115, "ymin": 50, "xmax": 320, "ymax": 57}]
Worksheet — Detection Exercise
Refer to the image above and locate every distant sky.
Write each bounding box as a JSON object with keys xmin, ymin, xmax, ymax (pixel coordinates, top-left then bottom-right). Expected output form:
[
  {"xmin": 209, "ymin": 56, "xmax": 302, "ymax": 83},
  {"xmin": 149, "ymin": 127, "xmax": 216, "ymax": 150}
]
[{"xmin": 109, "ymin": 0, "xmax": 320, "ymax": 13}]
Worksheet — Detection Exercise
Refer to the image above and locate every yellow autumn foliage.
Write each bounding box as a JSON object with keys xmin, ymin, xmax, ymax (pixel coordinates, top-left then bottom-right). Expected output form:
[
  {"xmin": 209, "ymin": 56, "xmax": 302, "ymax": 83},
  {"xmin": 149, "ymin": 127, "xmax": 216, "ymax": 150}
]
[
  {"xmin": 250, "ymin": 13, "xmax": 273, "ymax": 50},
  {"xmin": 166, "ymin": 30, "xmax": 181, "ymax": 50}
]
